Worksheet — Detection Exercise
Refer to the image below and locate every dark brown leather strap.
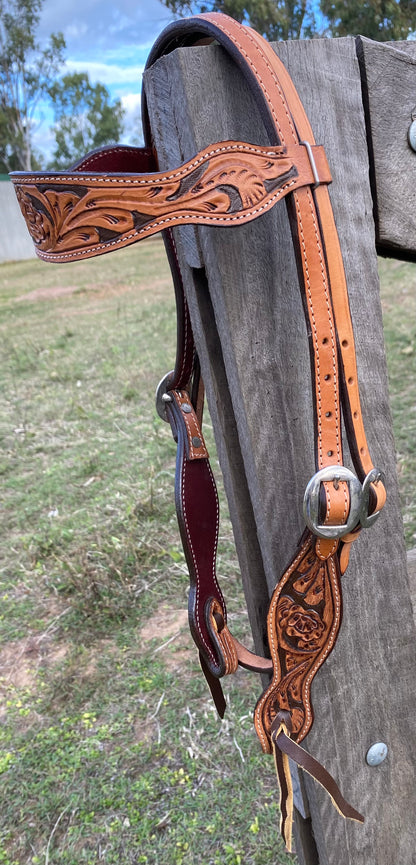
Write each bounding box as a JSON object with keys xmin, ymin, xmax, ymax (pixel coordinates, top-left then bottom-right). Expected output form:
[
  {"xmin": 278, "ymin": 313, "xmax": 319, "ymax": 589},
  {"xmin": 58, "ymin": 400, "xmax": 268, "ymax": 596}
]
[
  {"xmin": 271, "ymin": 711, "xmax": 364, "ymax": 849},
  {"xmin": 162, "ymin": 387, "xmax": 273, "ymax": 716}
]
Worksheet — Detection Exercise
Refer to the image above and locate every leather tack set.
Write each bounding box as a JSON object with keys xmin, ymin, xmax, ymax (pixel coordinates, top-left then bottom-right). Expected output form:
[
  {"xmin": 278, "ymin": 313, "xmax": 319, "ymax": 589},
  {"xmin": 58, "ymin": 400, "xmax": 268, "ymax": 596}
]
[{"xmin": 11, "ymin": 13, "xmax": 386, "ymax": 851}]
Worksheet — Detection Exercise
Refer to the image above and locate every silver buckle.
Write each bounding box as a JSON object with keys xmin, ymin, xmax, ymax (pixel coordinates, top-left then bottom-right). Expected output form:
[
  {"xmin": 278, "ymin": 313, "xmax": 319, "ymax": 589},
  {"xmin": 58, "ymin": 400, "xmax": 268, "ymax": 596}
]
[
  {"xmin": 359, "ymin": 468, "xmax": 386, "ymax": 528},
  {"xmin": 155, "ymin": 371, "xmax": 174, "ymax": 422},
  {"xmin": 303, "ymin": 465, "xmax": 384, "ymax": 539}
]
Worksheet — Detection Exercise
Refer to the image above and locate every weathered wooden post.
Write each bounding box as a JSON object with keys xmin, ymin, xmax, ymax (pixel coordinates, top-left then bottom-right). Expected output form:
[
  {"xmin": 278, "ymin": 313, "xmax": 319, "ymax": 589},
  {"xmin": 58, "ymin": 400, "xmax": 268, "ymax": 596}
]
[{"xmin": 144, "ymin": 34, "xmax": 416, "ymax": 865}]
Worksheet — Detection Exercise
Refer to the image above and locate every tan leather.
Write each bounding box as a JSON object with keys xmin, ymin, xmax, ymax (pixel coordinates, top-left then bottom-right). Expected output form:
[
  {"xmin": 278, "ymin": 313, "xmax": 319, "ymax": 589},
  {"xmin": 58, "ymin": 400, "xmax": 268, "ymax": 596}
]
[
  {"xmin": 232, "ymin": 637, "xmax": 273, "ymax": 673},
  {"xmin": 246, "ymin": 23, "xmax": 386, "ymax": 513},
  {"xmin": 171, "ymin": 390, "xmax": 209, "ymax": 460},
  {"xmin": 203, "ymin": 14, "xmax": 386, "ymax": 524},
  {"xmin": 254, "ymin": 531, "xmax": 343, "ymax": 750},
  {"xmin": 12, "ymin": 140, "xmax": 331, "ymax": 263}
]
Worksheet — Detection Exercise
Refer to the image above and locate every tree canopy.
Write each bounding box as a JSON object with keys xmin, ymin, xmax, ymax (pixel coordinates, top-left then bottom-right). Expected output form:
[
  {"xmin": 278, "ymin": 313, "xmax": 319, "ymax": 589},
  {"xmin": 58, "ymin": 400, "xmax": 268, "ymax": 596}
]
[
  {"xmin": 161, "ymin": 0, "xmax": 316, "ymax": 40},
  {"xmin": 160, "ymin": 0, "xmax": 416, "ymax": 40},
  {"xmin": 0, "ymin": 0, "xmax": 126, "ymax": 173},
  {"xmin": 48, "ymin": 73, "xmax": 125, "ymax": 169},
  {"xmin": 321, "ymin": 0, "xmax": 416, "ymax": 41},
  {"xmin": 0, "ymin": 0, "xmax": 65, "ymax": 171}
]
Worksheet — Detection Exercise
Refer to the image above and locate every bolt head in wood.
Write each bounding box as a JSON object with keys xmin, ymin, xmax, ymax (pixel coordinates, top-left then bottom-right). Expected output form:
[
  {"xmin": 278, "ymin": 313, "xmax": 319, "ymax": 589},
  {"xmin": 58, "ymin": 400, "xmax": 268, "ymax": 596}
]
[
  {"xmin": 366, "ymin": 742, "xmax": 388, "ymax": 766},
  {"xmin": 408, "ymin": 119, "xmax": 416, "ymax": 152}
]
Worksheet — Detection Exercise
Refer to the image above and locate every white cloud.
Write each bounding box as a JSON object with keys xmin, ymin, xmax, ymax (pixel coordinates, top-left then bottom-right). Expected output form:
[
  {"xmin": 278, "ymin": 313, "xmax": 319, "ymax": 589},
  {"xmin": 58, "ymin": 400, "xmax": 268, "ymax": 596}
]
[
  {"xmin": 64, "ymin": 59, "xmax": 144, "ymax": 89},
  {"xmin": 38, "ymin": 0, "xmax": 174, "ymax": 55},
  {"xmin": 121, "ymin": 92, "xmax": 141, "ymax": 112},
  {"xmin": 32, "ymin": 0, "xmax": 176, "ymax": 163}
]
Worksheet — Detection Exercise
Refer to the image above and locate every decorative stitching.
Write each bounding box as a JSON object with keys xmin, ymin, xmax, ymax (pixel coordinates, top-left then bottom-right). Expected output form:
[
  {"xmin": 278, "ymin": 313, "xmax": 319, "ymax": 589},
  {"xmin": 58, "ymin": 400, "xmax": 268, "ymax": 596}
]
[
  {"xmin": 294, "ymin": 187, "xmax": 340, "ymax": 467},
  {"xmin": 206, "ymin": 459, "xmax": 224, "ymax": 607},
  {"xmin": 254, "ymin": 537, "xmax": 310, "ymax": 750},
  {"xmin": 301, "ymin": 555, "xmax": 341, "ymax": 728},
  {"xmin": 201, "ymin": 15, "xmax": 342, "ymax": 473},
  {"xmin": 203, "ymin": 14, "xmax": 297, "ymax": 146},
  {"xmin": 34, "ymin": 178, "xmax": 298, "ymax": 262},
  {"xmin": 175, "ymin": 393, "xmax": 207, "ymax": 458},
  {"xmin": 16, "ymin": 142, "xmax": 282, "ymax": 187}
]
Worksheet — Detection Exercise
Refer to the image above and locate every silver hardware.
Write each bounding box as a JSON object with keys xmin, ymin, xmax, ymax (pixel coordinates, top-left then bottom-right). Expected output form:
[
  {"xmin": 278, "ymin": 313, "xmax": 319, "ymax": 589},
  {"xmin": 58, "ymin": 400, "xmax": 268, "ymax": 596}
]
[
  {"xmin": 303, "ymin": 466, "xmax": 362, "ymax": 539},
  {"xmin": 155, "ymin": 371, "xmax": 174, "ymax": 422},
  {"xmin": 359, "ymin": 468, "xmax": 385, "ymax": 528},
  {"xmin": 303, "ymin": 465, "xmax": 385, "ymax": 539},
  {"xmin": 181, "ymin": 404, "xmax": 192, "ymax": 413},
  {"xmin": 366, "ymin": 742, "xmax": 388, "ymax": 767},
  {"xmin": 192, "ymin": 436, "xmax": 202, "ymax": 448},
  {"xmin": 408, "ymin": 110, "xmax": 416, "ymax": 152},
  {"xmin": 300, "ymin": 140, "xmax": 320, "ymax": 188}
]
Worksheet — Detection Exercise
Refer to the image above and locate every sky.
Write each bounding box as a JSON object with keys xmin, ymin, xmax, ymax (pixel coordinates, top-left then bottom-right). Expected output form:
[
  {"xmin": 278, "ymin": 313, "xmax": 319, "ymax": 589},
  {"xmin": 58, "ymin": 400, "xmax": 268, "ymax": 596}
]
[{"xmin": 34, "ymin": 0, "xmax": 178, "ymax": 161}]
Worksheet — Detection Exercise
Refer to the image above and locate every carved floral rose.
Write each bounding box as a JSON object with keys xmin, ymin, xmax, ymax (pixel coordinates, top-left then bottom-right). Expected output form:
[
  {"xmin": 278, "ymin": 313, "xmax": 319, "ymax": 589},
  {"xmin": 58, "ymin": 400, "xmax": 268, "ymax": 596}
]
[
  {"xmin": 15, "ymin": 187, "xmax": 54, "ymax": 249},
  {"xmin": 277, "ymin": 597, "xmax": 325, "ymax": 650}
]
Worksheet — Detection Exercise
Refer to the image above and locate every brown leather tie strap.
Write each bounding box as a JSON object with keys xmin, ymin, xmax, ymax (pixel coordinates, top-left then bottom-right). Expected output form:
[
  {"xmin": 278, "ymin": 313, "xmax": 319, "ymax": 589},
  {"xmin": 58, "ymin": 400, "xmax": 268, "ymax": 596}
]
[
  {"xmin": 11, "ymin": 11, "xmax": 386, "ymax": 851},
  {"xmin": 271, "ymin": 712, "xmax": 364, "ymax": 851}
]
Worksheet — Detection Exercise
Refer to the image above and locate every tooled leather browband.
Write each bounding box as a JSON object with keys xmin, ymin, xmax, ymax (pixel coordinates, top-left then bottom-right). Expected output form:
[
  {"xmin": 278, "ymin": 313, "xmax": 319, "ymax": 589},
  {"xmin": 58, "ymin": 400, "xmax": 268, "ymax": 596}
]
[
  {"xmin": 12, "ymin": 141, "xmax": 330, "ymax": 262},
  {"xmin": 11, "ymin": 12, "xmax": 386, "ymax": 852}
]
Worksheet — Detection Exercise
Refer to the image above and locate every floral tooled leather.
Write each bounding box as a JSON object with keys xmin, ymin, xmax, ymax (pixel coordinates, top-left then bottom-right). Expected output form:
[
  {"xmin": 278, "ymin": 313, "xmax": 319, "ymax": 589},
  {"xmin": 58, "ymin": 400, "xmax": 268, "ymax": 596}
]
[
  {"xmin": 254, "ymin": 532, "xmax": 342, "ymax": 752},
  {"xmin": 12, "ymin": 141, "xmax": 331, "ymax": 262},
  {"xmin": 15, "ymin": 187, "xmax": 57, "ymax": 249}
]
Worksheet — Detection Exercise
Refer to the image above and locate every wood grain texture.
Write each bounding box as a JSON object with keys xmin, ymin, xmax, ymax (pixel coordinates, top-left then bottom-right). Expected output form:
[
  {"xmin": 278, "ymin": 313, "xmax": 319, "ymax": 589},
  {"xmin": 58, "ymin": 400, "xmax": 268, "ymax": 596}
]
[
  {"xmin": 357, "ymin": 37, "xmax": 416, "ymax": 258},
  {"xmin": 144, "ymin": 35, "xmax": 416, "ymax": 865}
]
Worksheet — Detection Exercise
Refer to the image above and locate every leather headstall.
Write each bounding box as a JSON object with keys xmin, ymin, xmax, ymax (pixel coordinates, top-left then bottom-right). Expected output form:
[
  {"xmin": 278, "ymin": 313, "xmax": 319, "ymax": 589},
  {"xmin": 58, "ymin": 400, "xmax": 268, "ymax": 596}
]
[{"xmin": 11, "ymin": 12, "xmax": 386, "ymax": 852}]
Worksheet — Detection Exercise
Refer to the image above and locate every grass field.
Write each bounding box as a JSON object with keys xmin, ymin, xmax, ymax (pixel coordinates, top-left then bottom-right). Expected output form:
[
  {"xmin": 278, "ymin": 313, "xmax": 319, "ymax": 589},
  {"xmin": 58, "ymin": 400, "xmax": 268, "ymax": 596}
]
[{"xmin": 0, "ymin": 242, "xmax": 415, "ymax": 865}]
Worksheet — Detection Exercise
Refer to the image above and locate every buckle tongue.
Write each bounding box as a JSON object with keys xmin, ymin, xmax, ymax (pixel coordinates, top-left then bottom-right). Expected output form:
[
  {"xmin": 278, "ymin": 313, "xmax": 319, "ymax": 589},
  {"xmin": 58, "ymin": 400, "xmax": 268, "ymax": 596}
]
[{"xmin": 303, "ymin": 466, "xmax": 383, "ymax": 539}]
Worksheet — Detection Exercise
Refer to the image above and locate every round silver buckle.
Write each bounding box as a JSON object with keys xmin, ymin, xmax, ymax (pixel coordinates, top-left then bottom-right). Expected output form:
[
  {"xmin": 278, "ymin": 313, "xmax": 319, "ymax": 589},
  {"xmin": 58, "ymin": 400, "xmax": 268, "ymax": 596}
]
[{"xmin": 303, "ymin": 466, "xmax": 362, "ymax": 539}]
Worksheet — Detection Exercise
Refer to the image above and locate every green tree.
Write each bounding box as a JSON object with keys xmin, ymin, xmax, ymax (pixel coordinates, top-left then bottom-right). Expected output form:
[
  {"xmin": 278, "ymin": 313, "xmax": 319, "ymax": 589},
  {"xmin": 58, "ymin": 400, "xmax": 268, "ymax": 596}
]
[
  {"xmin": 160, "ymin": 0, "xmax": 416, "ymax": 40},
  {"xmin": 160, "ymin": 0, "xmax": 317, "ymax": 40},
  {"xmin": 48, "ymin": 72, "xmax": 125, "ymax": 169},
  {"xmin": 0, "ymin": 0, "xmax": 65, "ymax": 172},
  {"xmin": 321, "ymin": 0, "xmax": 416, "ymax": 40}
]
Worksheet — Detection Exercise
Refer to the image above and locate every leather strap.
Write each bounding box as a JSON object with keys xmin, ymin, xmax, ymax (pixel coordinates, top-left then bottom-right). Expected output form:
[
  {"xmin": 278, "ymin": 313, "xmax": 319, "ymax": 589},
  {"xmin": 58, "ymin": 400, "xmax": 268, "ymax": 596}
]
[
  {"xmin": 271, "ymin": 711, "xmax": 364, "ymax": 849},
  {"xmin": 12, "ymin": 141, "xmax": 331, "ymax": 262},
  {"xmin": 11, "ymin": 12, "xmax": 386, "ymax": 851}
]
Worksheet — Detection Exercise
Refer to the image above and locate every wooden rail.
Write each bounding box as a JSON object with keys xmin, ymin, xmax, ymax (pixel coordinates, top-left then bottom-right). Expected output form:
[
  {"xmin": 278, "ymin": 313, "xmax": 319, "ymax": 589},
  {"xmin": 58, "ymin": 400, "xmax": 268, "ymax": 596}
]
[{"xmin": 144, "ymin": 35, "xmax": 416, "ymax": 865}]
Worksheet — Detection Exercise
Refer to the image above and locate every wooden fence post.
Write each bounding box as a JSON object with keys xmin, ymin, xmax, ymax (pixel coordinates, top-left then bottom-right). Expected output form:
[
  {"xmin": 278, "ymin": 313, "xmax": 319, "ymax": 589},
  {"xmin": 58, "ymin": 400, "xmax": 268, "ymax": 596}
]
[{"xmin": 143, "ymin": 35, "xmax": 416, "ymax": 865}]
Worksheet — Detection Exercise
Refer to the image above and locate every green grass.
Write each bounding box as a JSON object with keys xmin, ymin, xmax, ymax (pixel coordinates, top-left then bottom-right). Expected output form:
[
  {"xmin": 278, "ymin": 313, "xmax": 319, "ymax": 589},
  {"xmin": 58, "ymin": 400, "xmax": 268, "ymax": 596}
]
[
  {"xmin": 0, "ymin": 243, "xmax": 294, "ymax": 865},
  {"xmin": 0, "ymin": 243, "xmax": 414, "ymax": 864},
  {"xmin": 378, "ymin": 257, "xmax": 416, "ymax": 545}
]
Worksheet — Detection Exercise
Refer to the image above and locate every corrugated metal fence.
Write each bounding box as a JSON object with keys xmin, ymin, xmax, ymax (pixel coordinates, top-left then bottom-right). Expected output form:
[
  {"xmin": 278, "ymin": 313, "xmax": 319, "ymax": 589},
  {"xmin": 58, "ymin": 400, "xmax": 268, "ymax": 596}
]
[{"xmin": 0, "ymin": 178, "xmax": 36, "ymax": 262}]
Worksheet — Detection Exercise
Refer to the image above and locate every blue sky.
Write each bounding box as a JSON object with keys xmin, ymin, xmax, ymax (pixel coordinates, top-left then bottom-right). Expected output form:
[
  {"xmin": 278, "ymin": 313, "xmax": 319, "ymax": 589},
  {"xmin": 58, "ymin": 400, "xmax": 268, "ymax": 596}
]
[{"xmin": 34, "ymin": 0, "xmax": 177, "ymax": 160}]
